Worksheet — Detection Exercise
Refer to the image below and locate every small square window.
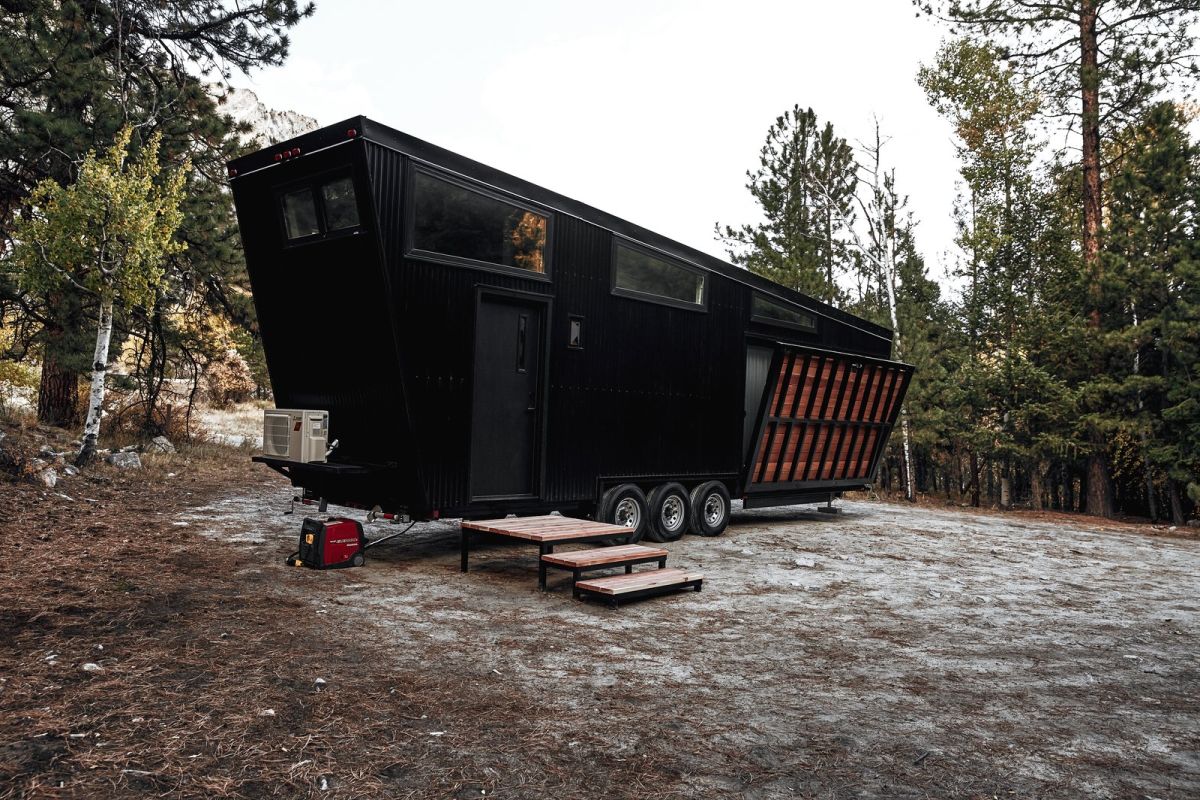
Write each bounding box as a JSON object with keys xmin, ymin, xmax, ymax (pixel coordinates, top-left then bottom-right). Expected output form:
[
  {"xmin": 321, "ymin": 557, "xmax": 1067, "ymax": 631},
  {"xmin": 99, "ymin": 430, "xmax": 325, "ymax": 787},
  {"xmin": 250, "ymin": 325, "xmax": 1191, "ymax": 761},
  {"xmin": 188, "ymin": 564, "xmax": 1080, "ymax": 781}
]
[
  {"xmin": 322, "ymin": 177, "xmax": 360, "ymax": 231},
  {"xmin": 282, "ymin": 188, "xmax": 320, "ymax": 240}
]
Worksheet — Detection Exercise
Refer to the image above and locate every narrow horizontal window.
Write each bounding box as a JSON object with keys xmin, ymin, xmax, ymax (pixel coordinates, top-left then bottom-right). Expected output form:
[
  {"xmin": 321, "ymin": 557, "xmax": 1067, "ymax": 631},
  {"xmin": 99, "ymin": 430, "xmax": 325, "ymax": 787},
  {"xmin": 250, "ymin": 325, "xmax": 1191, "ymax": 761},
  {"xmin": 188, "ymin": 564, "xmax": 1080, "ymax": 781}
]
[
  {"xmin": 613, "ymin": 242, "xmax": 705, "ymax": 307},
  {"xmin": 321, "ymin": 176, "xmax": 360, "ymax": 231},
  {"xmin": 411, "ymin": 171, "xmax": 548, "ymax": 274},
  {"xmin": 751, "ymin": 293, "xmax": 818, "ymax": 333},
  {"xmin": 282, "ymin": 188, "xmax": 320, "ymax": 240}
]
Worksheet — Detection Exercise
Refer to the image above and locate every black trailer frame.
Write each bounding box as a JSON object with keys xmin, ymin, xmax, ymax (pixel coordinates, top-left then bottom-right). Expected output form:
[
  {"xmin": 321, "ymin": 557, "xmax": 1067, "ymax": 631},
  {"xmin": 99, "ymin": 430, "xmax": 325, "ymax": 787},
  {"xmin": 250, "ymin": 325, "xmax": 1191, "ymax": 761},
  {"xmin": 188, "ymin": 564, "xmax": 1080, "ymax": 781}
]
[{"xmin": 228, "ymin": 117, "xmax": 912, "ymax": 524}]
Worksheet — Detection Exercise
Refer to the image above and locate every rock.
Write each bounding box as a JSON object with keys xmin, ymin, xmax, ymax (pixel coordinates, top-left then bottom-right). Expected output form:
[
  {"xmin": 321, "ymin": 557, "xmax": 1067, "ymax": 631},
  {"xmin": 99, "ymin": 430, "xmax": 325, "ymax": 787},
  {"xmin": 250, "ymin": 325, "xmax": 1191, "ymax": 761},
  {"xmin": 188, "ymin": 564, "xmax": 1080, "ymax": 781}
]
[
  {"xmin": 37, "ymin": 445, "xmax": 59, "ymax": 458},
  {"xmin": 1188, "ymin": 519, "xmax": 1200, "ymax": 528},
  {"xmin": 793, "ymin": 557, "xmax": 816, "ymax": 568},
  {"xmin": 1168, "ymin": 526, "xmax": 1178, "ymax": 532},
  {"xmin": 63, "ymin": 465, "xmax": 79, "ymax": 477},
  {"xmin": 143, "ymin": 436, "xmax": 176, "ymax": 454},
  {"xmin": 927, "ymin": 588, "xmax": 943, "ymax": 599},
  {"xmin": 37, "ymin": 468, "xmax": 57, "ymax": 488},
  {"xmin": 81, "ymin": 662, "xmax": 103, "ymax": 673},
  {"xmin": 106, "ymin": 452, "xmax": 142, "ymax": 469},
  {"xmin": 314, "ymin": 677, "xmax": 327, "ymax": 690}
]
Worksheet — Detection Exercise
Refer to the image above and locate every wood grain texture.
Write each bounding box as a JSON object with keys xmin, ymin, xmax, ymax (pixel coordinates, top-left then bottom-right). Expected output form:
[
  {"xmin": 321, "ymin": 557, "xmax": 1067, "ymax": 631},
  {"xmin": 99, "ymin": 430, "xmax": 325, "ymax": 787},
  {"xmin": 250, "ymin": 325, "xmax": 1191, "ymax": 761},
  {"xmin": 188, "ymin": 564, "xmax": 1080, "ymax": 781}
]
[
  {"xmin": 541, "ymin": 544, "xmax": 668, "ymax": 568},
  {"xmin": 574, "ymin": 568, "xmax": 703, "ymax": 595},
  {"xmin": 462, "ymin": 515, "xmax": 630, "ymax": 541}
]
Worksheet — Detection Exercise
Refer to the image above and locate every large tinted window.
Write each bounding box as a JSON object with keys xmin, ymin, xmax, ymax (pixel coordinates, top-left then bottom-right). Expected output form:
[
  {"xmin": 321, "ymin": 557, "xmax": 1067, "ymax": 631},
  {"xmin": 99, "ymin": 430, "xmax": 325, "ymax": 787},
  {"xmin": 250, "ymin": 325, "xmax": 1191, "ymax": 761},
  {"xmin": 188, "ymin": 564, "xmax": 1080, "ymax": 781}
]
[
  {"xmin": 752, "ymin": 292, "xmax": 818, "ymax": 332},
  {"xmin": 613, "ymin": 243, "xmax": 705, "ymax": 307},
  {"xmin": 411, "ymin": 171, "xmax": 548, "ymax": 274}
]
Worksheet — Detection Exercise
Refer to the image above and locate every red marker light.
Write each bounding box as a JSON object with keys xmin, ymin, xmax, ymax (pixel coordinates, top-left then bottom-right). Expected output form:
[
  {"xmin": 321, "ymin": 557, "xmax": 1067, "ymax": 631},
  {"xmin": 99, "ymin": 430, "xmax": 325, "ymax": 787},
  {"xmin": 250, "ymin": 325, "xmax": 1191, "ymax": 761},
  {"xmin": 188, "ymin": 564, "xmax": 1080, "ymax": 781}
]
[
  {"xmin": 227, "ymin": 167, "xmax": 237, "ymax": 177},
  {"xmin": 274, "ymin": 153, "xmax": 282, "ymax": 162},
  {"xmin": 291, "ymin": 147, "xmax": 301, "ymax": 156},
  {"xmin": 347, "ymin": 128, "xmax": 357, "ymax": 138}
]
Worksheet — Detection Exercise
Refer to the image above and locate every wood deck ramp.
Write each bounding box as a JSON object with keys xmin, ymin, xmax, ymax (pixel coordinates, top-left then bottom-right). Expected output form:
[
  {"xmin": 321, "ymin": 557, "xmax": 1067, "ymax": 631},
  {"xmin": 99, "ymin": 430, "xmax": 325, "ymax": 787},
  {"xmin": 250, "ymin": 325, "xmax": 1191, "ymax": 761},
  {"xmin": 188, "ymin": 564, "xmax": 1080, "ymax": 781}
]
[{"xmin": 459, "ymin": 515, "xmax": 703, "ymax": 602}]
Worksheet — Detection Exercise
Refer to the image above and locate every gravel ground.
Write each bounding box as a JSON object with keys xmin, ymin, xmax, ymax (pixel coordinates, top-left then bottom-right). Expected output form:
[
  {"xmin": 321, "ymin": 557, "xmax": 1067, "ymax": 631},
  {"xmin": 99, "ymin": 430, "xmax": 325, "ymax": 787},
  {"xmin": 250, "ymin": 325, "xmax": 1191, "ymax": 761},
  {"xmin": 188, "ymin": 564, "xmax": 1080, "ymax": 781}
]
[{"xmin": 173, "ymin": 485, "xmax": 1200, "ymax": 798}]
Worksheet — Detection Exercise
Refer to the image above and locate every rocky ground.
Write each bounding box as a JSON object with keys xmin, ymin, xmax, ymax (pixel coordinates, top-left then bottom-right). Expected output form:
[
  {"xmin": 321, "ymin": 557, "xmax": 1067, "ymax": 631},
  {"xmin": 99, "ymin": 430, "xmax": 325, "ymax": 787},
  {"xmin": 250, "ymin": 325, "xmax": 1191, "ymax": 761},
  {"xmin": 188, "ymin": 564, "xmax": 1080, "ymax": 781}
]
[{"xmin": 3, "ymin": 434, "xmax": 1198, "ymax": 798}]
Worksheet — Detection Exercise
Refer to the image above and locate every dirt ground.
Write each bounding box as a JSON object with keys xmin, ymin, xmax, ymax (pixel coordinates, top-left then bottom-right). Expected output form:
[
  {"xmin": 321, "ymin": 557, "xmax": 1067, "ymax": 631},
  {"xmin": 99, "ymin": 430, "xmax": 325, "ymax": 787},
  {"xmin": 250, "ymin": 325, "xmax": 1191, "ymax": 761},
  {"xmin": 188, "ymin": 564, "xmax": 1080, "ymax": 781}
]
[{"xmin": 4, "ymin": 442, "xmax": 1199, "ymax": 798}]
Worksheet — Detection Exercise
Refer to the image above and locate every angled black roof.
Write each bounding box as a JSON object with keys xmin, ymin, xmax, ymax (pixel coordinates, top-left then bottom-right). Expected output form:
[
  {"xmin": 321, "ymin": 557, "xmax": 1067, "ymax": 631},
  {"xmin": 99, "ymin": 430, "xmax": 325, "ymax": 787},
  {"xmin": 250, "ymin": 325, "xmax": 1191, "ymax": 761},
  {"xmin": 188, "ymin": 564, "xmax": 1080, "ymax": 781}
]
[{"xmin": 228, "ymin": 115, "xmax": 894, "ymax": 343}]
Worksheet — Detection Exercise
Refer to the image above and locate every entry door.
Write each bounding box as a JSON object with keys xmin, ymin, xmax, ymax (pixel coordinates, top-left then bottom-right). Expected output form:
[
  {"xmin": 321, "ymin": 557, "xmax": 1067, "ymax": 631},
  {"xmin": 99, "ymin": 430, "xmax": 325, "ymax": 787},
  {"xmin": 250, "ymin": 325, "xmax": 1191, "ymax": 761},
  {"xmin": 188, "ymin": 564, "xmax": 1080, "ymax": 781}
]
[{"xmin": 470, "ymin": 295, "xmax": 544, "ymax": 499}]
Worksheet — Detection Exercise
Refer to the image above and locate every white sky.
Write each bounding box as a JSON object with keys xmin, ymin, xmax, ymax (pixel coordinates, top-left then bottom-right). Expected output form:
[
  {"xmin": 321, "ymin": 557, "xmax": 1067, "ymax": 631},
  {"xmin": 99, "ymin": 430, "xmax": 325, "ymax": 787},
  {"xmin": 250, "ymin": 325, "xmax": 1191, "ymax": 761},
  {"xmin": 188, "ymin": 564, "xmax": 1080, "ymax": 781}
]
[{"xmin": 231, "ymin": 0, "xmax": 964, "ymax": 295}]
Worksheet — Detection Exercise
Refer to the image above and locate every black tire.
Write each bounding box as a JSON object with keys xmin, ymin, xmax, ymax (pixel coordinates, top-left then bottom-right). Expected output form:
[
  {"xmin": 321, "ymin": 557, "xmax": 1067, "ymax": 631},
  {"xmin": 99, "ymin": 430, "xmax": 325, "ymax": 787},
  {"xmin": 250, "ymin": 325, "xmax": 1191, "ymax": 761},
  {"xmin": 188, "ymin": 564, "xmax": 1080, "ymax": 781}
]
[
  {"xmin": 645, "ymin": 482, "xmax": 689, "ymax": 542},
  {"xmin": 597, "ymin": 483, "xmax": 648, "ymax": 544},
  {"xmin": 688, "ymin": 481, "xmax": 731, "ymax": 537},
  {"xmin": 351, "ymin": 552, "xmax": 365, "ymax": 567}
]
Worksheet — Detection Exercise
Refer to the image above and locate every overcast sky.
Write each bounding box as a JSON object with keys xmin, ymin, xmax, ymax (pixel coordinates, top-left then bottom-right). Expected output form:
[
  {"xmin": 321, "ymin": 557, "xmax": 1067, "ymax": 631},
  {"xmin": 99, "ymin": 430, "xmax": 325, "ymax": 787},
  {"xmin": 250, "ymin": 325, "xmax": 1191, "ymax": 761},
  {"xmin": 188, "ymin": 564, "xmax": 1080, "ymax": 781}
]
[{"xmin": 231, "ymin": 0, "xmax": 964, "ymax": 294}]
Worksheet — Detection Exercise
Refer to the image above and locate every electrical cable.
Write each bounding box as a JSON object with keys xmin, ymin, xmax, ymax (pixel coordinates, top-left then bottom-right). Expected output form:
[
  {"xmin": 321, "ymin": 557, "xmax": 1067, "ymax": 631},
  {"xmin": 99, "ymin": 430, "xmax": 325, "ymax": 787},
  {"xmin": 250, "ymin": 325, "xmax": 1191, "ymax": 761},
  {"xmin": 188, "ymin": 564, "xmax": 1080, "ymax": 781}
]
[{"xmin": 363, "ymin": 520, "xmax": 416, "ymax": 550}]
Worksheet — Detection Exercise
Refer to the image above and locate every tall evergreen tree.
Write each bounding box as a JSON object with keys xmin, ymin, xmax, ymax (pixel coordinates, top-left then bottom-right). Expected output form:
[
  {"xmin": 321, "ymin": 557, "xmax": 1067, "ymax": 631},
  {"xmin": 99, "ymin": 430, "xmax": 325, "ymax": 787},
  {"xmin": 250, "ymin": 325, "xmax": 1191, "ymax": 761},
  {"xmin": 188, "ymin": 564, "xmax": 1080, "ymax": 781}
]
[
  {"xmin": 0, "ymin": 0, "xmax": 313, "ymax": 426},
  {"xmin": 916, "ymin": 0, "xmax": 1200, "ymax": 517},
  {"xmin": 717, "ymin": 105, "xmax": 856, "ymax": 303},
  {"xmin": 1104, "ymin": 102, "xmax": 1200, "ymax": 522}
]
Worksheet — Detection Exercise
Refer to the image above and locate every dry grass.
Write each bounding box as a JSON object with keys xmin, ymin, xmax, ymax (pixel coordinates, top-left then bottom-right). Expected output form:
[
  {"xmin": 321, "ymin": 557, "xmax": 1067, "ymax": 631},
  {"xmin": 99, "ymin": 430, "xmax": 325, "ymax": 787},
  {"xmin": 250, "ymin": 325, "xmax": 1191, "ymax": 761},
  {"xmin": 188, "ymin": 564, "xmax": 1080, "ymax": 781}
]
[{"xmin": 0, "ymin": 435, "xmax": 685, "ymax": 799}]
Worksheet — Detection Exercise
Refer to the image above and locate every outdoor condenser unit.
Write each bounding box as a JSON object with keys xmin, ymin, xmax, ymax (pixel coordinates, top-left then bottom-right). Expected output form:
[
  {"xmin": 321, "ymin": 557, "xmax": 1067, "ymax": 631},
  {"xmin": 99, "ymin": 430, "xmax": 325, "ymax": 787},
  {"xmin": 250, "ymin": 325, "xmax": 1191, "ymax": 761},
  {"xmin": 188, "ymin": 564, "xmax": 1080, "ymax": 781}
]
[{"xmin": 262, "ymin": 409, "xmax": 329, "ymax": 463}]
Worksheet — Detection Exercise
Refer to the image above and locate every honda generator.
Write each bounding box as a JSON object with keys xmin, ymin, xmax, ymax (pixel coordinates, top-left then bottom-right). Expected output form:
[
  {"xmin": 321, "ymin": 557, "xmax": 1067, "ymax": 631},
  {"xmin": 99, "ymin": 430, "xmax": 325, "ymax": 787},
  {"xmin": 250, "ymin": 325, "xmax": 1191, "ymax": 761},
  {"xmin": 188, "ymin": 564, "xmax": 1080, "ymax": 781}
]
[{"xmin": 289, "ymin": 517, "xmax": 366, "ymax": 569}]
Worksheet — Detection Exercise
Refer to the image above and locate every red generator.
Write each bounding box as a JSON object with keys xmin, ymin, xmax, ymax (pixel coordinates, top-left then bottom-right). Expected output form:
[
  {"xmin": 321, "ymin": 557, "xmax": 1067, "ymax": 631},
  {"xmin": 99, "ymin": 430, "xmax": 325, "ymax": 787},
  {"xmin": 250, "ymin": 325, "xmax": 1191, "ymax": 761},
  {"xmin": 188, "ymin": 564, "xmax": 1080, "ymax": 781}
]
[{"xmin": 290, "ymin": 517, "xmax": 366, "ymax": 569}]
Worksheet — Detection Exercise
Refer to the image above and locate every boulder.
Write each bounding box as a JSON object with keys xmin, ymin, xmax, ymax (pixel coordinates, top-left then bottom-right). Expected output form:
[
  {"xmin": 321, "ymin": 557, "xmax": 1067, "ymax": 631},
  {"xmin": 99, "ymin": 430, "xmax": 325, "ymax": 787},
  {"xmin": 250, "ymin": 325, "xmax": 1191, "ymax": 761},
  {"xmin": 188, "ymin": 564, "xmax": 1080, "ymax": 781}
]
[
  {"xmin": 143, "ymin": 436, "xmax": 176, "ymax": 454},
  {"xmin": 35, "ymin": 468, "xmax": 57, "ymax": 488},
  {"xmin": 106, "ymin": 451, "xmax": 142, "ymax": 469}
]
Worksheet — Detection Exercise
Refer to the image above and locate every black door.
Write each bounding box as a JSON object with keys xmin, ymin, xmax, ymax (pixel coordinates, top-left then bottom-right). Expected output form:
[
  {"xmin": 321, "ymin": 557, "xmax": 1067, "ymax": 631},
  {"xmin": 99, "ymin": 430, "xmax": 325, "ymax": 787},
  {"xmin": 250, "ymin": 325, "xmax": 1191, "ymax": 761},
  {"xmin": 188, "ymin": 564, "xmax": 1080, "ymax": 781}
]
[{"xmin": 470, "ymin": 295, "xmax": 544, "ymax": 499}]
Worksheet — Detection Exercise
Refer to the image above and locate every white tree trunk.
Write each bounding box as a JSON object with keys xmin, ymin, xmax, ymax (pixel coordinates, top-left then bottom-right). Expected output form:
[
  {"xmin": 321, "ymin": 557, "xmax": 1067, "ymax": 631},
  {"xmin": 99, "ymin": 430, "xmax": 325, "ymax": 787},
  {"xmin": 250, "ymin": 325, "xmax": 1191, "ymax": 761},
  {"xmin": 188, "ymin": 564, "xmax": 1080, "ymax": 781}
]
[
  {"xmin": 76, "ymin": 299, "xmax": 114, "ymax": 466},
  {"xmin": 880, "ymin": 211, "xmax": 916, "ymax": 502}
]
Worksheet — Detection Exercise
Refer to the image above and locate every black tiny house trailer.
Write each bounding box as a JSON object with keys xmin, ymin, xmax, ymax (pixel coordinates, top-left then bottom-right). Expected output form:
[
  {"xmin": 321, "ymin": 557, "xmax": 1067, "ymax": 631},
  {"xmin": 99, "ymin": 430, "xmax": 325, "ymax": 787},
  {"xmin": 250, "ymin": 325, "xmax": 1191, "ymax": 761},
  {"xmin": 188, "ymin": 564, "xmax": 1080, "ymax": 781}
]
[{"xmin": 227, "ymin": 117, "xmax": 912, "ymax": 539}]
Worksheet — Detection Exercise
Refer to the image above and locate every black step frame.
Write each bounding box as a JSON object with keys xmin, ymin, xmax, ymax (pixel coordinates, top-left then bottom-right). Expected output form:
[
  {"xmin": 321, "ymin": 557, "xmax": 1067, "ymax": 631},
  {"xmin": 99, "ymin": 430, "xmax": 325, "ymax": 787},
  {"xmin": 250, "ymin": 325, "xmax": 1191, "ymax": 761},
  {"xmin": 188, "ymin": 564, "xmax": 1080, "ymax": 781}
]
[{"xmin": 540, "ymin": 551, "xmax": 667, "ymax": 592}]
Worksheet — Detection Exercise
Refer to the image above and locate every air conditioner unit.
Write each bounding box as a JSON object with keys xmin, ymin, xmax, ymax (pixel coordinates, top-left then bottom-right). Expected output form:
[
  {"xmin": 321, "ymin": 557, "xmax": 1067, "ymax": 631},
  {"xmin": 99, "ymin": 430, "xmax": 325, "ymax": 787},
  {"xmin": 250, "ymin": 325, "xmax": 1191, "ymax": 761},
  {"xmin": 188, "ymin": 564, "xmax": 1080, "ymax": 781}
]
[{"xmin": 262, "ymin": 409, "xmax": 329, "ymax": 463}]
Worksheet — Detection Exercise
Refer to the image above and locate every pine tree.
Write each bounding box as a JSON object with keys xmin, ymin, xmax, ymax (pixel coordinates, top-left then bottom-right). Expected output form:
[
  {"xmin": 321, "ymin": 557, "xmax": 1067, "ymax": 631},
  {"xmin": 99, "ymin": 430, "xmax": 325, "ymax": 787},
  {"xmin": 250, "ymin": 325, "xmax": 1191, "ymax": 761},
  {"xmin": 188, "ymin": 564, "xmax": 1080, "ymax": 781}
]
[
  {"xmin": 717, "ymin": 105, "xmax": 856, "ymax": 303},
  {"xmin": 914, "ymin": 0, "xmax": 1200, "ymax": 517},
  {"xmin": 0, "ymin": 0, "xmax": 312, "ymax": 426},
  {"xmin": 1104, "ymin": 102, "xmax": 1200, "ymax": 522}
]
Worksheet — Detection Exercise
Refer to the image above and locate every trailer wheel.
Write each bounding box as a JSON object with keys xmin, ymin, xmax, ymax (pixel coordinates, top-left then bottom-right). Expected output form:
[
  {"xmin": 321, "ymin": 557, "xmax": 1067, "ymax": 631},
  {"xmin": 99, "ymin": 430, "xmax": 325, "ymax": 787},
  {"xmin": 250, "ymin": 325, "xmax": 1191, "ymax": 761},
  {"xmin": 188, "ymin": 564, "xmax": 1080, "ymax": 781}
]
[
  {"xmin": 688, "ymin": 481, "xmax": 731, "ymax": 537},
  {"xmin": 598, "ymin": 484, "xmax": 648, "ymax": 543},
  {"xmin": 645, "ymin": 483, "xmax": 689, "ymax": 542}
]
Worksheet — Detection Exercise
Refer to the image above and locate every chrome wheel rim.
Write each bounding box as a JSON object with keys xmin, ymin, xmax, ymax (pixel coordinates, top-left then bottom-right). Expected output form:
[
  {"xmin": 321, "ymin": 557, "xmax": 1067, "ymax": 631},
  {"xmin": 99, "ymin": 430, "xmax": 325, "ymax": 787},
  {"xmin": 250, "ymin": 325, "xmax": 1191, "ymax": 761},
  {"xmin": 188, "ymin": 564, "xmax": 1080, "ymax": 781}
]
[
  {"xmin": 614, "ymin": 497, "xmax": 641, "ymax": 528},
  {"xmin": 704, "ymin": 493, "xmax": 725, "ymax": 527},
  {"xmin": 661, "ymin": 495, "xmax": 685, "ymax": 532}
]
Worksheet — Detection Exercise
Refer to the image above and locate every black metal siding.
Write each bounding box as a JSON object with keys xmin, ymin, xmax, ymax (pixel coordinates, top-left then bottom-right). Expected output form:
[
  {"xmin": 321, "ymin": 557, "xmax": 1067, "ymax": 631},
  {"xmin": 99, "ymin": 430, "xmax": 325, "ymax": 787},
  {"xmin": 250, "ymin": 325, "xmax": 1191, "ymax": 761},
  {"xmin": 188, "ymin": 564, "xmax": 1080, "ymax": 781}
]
[{"xmin": 230, "ymin": 123, "xmax": 908, "ymax": 518}]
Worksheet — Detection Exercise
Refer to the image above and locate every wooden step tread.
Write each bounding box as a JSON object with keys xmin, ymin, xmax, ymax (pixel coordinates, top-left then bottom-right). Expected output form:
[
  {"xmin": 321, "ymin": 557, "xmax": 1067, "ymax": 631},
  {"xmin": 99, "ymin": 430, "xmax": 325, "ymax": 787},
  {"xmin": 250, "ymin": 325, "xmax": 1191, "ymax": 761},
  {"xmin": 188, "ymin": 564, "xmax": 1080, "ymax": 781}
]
[
  {"xmin": 575, "ymin": 568, "xmax": 703, "ymax": 596},
  {"xmin": 541, "ymin": 544, "xmax": 668, "ymax": 568},
  {"xmin": 462, "ymin": 515, "xmax": 632, "ymax": 542}
]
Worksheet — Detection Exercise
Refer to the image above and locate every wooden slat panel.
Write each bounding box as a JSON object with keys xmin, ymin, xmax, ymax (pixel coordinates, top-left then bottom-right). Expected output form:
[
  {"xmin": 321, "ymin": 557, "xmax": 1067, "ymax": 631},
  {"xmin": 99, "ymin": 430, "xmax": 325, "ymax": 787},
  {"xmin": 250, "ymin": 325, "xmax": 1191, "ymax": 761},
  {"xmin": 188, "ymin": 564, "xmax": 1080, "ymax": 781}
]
[
  {"xmin": 850, "ymin": 364, "xmax": 878, "ymax": 421},
  {"xmin": 574, "ymin": 568, "xmax": 704, "ymax": 595},
  {"xmin": 776, "ymin": 423, "xmax": 803, "ymax": 482},
  {"xmin": 832, "ymin": 423, "xmax": 858, "ymax": 479},
  {"xmin": 770, "ymin": 352, "xmax": 794, "ymax": 417},
  {"xmin": 542, "ymin": 544, "xmax": 668, "ymax": 568},
  {"xmin": 853, "ymin": 428, "xmax": 880, "ymax": 478},
  {"xmin": 777, "ymin": 357, "xmax": 796, "ymax": 419},
  {"xmin": 868, "ymin": 371, "xmax": 897, "ymax": 424},
  {"xmin": 882, "ymin": 370, "xmax": 907, "ymax": 421},
  {"xmin": 795, "ymin": 356, "xmax": 821, "ymax": 419},
  {"xmin": 822, "ymin": 363, "xmax": 847, "ymax": 420}
]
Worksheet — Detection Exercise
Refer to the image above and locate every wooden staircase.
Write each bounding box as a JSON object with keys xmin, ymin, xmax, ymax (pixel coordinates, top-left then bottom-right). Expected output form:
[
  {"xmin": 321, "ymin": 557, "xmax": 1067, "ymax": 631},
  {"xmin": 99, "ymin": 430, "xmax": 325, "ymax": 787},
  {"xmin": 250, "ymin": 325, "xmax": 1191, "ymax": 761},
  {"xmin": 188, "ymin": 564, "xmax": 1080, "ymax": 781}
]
[{"xmin": 459, "ymin": 515, "xmax": 704, "ymax": 605}]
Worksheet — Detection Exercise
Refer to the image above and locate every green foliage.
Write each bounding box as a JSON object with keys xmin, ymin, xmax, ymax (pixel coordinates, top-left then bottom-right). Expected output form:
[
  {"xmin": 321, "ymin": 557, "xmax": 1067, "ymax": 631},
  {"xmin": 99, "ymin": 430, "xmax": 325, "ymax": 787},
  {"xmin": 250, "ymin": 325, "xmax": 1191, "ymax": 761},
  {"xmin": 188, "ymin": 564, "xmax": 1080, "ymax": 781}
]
[
  {"xmin": 0, "ymin": 0, "xmax": 312, "ymax": 426},
  {"xmin": 718, "ymin": 105, "xmax": 856, "ymax": 303},
  {"xmin": 10, "ymin": 129, "xmax": 190, "ymax": 308}
]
